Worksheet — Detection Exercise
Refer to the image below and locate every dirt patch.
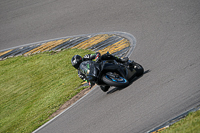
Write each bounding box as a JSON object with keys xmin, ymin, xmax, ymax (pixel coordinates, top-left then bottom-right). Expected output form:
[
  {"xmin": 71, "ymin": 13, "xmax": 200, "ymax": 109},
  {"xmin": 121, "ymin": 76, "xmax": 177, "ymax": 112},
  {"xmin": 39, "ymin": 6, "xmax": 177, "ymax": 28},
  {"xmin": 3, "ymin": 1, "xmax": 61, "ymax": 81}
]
[{"xmin": 49, "ymin": 86, "xmax": 93, "ymax": 119}]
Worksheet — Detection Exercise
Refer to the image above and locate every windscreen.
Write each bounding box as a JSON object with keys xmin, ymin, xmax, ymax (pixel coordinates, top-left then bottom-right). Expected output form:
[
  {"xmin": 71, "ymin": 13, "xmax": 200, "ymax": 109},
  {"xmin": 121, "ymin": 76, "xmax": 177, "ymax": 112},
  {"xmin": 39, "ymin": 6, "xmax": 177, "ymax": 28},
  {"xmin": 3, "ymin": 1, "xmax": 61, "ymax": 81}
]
[{"xmin": 79, "ymin": 61, "xmax": 97, "ymax": 77}]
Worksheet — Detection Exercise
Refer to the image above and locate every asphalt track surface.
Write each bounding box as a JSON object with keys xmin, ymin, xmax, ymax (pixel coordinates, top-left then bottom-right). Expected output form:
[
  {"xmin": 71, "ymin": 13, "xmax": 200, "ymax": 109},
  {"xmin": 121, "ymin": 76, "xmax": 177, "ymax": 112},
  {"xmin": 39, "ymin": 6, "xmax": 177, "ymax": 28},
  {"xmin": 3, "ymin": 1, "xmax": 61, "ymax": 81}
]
[{"xmin": 1, "ymin": 0, "xmax": 200, "ymax": 133}]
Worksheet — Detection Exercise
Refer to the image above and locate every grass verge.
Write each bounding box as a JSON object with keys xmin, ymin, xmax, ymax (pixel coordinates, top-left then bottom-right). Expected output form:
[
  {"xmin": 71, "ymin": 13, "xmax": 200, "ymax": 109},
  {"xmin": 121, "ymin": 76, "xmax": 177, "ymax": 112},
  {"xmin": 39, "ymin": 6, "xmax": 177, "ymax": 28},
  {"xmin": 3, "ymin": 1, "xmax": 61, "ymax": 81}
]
[
  {"xmin": 0, "ymin": 49, "xmax": 94, "ymax": 133},
  {"xmin": 161, "ymin": 109, "xmax": 200, "ymax": 133}
]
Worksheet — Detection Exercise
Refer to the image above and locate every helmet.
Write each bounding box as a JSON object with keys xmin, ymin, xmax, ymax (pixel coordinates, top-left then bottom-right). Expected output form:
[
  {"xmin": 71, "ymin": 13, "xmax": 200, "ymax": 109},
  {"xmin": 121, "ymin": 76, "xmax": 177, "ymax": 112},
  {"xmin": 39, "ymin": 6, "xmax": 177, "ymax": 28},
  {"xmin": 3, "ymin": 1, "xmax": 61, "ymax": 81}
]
[{"xmin": 71, "ymin": 55, "xmax": 82, "ymax": 69}]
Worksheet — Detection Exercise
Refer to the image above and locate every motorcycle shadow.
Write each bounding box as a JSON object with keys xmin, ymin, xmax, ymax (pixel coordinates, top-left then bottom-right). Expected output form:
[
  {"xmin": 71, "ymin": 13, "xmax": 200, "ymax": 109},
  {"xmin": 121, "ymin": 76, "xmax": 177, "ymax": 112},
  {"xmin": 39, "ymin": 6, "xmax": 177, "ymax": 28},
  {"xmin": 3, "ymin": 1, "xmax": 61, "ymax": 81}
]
[{"xmin": 106, "ymin": 70, "xmax": 150, "ymax": 94}]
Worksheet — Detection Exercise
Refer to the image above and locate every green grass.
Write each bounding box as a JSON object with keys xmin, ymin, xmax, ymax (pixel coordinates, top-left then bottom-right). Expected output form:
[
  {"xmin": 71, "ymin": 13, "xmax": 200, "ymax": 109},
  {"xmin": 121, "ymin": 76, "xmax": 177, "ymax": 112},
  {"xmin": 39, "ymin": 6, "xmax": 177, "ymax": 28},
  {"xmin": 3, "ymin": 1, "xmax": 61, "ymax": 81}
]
[
  {"xmin": 1, "ymin": 48, "xmax": 199, "ymax": 133},
  {"xmin": 0, "ymin": 49, "xmax": 94, "ymax": 133},
  {"xmin": 161, "ymin": 110, "xmax": 200, "ymax": 133}
]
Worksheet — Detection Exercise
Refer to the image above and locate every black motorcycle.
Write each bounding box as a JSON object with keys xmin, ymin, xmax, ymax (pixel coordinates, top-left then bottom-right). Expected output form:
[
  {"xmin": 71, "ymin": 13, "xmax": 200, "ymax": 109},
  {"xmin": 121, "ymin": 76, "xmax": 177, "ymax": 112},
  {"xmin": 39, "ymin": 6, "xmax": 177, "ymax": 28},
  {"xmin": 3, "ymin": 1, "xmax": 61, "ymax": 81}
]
[{"xmin": 79, "ymin": 59, "xmax": 144, "ymax": 92}]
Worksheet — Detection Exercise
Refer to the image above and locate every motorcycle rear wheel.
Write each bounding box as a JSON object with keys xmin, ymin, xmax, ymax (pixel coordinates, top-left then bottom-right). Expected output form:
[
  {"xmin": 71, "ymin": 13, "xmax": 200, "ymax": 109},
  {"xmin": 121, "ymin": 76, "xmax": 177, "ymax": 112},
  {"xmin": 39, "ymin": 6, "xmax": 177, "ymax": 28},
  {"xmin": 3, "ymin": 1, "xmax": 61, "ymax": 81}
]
[{"xmin": 102, "ymin": 72, "xmax": 129, "ymax": 88}]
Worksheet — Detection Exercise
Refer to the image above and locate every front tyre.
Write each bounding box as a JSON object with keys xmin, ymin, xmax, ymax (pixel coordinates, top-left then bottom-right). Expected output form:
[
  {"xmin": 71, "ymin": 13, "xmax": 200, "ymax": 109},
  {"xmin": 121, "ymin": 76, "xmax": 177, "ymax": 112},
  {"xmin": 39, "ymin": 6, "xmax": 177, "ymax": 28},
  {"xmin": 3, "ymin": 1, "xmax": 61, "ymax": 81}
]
[
  {"xmin": 102, "ymin": 72, "xmax": 129, "ymax": 88},
  {"xmin": 133, "ymin": 63, "xmax": 144, "ymax": 76}
]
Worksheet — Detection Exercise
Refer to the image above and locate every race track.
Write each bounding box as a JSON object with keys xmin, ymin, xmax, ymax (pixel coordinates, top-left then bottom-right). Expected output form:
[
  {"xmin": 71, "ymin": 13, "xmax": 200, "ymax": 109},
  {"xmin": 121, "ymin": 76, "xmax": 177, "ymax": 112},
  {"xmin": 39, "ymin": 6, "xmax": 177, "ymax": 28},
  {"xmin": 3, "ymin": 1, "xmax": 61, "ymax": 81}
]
[{"xmin": 1, "ymin": 0, "xmax": 200, "ymax": 132}]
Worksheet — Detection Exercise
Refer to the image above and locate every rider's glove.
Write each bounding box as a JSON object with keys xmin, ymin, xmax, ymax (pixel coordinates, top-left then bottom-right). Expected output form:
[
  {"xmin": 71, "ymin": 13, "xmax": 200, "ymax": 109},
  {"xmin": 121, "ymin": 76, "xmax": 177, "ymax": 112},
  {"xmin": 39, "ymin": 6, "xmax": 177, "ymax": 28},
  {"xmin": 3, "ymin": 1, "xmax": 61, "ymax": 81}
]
[
  {"xmin": 95, "ymin": 52, "xmax": 101, "ymax": 63},
  {"xmin": 95, "ymin": 52, "xmax": 101, "ymax": 59}
]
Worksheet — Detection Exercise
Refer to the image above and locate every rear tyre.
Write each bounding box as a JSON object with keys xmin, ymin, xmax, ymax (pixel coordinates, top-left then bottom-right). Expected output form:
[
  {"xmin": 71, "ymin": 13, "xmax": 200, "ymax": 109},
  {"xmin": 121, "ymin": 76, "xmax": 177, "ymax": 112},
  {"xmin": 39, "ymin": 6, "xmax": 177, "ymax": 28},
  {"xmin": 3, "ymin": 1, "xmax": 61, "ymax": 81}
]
[
  {"xmin": 100, "ymin": 86, "xmax": 110, "ymax": 92},
  {"xmin": 102, "ymin": 72, "xmax": 129, "ymax": 88}
]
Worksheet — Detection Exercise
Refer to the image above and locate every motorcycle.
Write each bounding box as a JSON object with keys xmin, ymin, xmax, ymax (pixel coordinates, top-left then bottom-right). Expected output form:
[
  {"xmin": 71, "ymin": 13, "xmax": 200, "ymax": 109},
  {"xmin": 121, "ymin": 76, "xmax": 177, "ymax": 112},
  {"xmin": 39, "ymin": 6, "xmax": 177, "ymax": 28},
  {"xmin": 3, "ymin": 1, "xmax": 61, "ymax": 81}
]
[{"xmin": 79, "ymin": 59, "xmax": 144, "ymax": 92}]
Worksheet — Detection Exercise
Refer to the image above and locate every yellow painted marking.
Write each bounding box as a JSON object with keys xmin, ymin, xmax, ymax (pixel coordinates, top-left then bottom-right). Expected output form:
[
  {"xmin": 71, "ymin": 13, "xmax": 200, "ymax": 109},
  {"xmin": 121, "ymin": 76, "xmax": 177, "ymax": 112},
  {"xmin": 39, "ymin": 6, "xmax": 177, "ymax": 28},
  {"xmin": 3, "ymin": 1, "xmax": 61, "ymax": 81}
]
[
  {"xmin": 40, "ymin": 38, "xmax": 70, "ymax": 52},
  {"xmin": 24, "ymin": 39, "xmax": 70, "ymax": 55},
  {"xmin": 152, "ymin": 127, "xmax": 167, "ymax": 133},
  {"xmin": 71, "ymin": 35, "xmax": 102, "ymax": 49},
  {"xmin": 0, "ymin": 49, "xmax": 13, "ymax": 57},
  {"xmin": 32, "ymin": 40, "xmax": 57, "ymax": 54},
  {"xmin": 109, "ymin": 42, "xmax": 129, "ymax": 54},
  {"xmin": 98, "ymin": 39, "xmax": 125, "ymax": 54},
  {"xmin": 72, "ymin": 34, "xmax": 112, "ymax": 49},
  {"xmin": 24, "ymin": 43, "xmax": 49, "ymax": 56},
  {"xmin": 98, "ymin": 38, "xmax": 130, "ymax": 55},
  {"xmin": 80, "ymin": 34, "xmax": 112, "ymax": 49}
]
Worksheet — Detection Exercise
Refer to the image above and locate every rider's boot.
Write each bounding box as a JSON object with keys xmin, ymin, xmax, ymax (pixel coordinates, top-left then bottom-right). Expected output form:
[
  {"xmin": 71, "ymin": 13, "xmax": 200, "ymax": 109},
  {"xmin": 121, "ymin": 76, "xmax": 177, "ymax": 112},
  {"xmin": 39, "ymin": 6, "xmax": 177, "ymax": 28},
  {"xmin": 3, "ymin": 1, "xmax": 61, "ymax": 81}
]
[{"xmin": 100, "ymin": 85, "xmax": 110, "ymax": 92}]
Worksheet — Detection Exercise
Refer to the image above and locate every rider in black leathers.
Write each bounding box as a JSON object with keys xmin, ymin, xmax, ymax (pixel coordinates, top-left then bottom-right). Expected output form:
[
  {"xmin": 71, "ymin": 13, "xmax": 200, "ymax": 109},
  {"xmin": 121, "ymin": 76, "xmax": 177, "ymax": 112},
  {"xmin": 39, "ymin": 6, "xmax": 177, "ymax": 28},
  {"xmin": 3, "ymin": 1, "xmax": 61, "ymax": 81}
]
[{"xmin": 71, "ymin": 52, "xmax": 129, "ymax": 87}]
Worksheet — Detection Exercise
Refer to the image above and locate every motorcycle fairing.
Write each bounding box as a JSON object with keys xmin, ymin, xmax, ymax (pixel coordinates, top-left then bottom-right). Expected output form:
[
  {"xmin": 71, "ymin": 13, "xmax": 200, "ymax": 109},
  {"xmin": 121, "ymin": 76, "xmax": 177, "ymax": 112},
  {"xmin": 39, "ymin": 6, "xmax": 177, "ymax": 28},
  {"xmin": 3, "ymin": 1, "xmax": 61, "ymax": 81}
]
[{"xmin": 79, "ymin": 60, "xmax": 98, "ymax": 81}]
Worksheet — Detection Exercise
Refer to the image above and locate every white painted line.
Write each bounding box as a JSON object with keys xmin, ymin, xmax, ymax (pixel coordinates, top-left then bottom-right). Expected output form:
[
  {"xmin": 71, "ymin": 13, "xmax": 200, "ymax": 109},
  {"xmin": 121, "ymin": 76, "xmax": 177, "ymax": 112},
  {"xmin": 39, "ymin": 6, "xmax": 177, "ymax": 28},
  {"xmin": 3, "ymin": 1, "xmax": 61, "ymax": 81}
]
[{"xmin": 32, "ymin": 86, "xmax": 98, "ymax": 133}]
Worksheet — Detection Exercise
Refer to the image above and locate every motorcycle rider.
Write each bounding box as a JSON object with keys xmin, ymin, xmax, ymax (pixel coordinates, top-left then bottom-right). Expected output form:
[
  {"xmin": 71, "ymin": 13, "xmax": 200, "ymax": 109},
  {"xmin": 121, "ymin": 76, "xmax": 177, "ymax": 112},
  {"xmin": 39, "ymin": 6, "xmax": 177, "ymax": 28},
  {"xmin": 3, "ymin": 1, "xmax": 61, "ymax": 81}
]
[{"xmin": 71, "ymin": 52, "xmax": 129, "ymax": 89}]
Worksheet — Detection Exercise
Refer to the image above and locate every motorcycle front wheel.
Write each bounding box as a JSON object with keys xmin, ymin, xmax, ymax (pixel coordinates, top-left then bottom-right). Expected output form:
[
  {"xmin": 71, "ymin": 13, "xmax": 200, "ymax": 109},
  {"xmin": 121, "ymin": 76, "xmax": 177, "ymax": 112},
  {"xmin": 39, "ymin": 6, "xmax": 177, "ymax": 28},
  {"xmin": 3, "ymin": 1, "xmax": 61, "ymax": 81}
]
[
  {"xmin": 133, "ymin": 63, "xmax": 144, "ymax": 76},
  {"xmin": 102, "ymin": 72, "xmax": 129, "ymax": 88}
]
